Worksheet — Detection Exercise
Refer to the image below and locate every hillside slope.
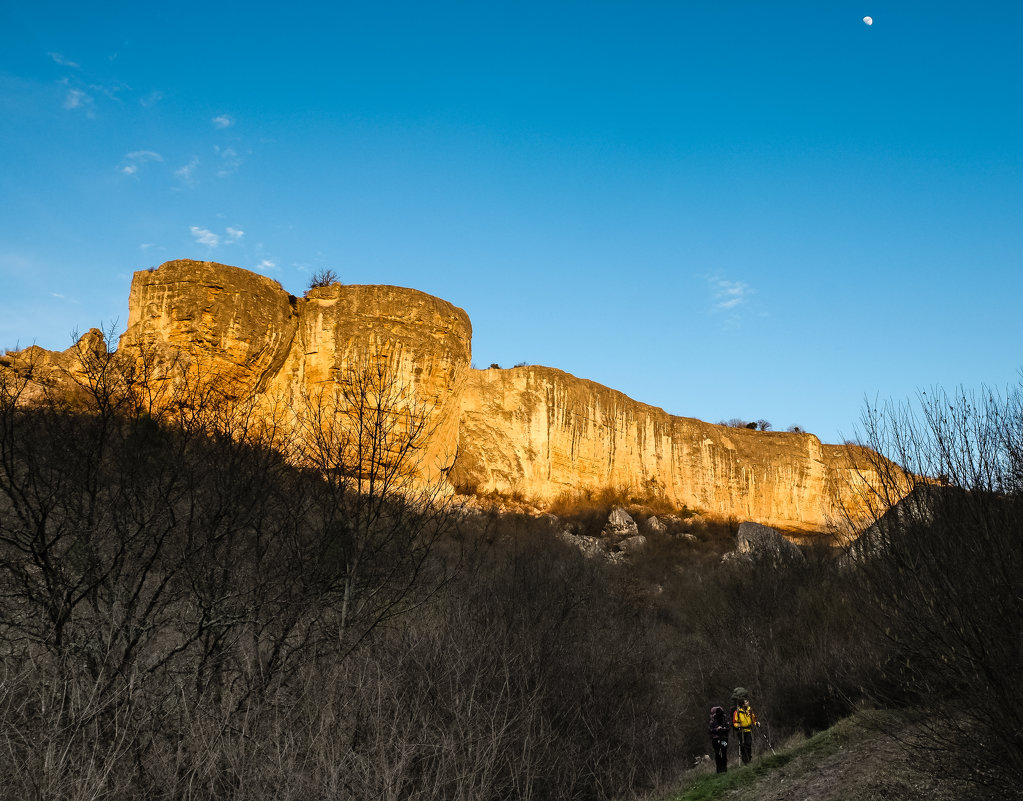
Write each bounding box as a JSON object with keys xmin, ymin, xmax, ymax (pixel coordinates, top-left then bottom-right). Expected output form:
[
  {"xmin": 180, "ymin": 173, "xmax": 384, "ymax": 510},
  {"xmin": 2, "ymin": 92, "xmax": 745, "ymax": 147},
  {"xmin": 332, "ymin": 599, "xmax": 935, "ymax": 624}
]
[{"xmin": 663, "ymin": 712, "xmax": 975, "ymax": 801}]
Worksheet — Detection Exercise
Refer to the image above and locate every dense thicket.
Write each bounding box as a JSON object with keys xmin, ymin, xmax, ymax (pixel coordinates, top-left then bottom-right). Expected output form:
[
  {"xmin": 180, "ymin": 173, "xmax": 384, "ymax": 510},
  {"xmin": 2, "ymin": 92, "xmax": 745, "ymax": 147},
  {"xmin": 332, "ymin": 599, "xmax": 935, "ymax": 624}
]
[
  {"xmin": 851, "ymin": 384, "xmax": 1023, "ymax": 796},
  {"xmin": 3, "ymin": 340, "xmax": 1016, "ymax": 799}
]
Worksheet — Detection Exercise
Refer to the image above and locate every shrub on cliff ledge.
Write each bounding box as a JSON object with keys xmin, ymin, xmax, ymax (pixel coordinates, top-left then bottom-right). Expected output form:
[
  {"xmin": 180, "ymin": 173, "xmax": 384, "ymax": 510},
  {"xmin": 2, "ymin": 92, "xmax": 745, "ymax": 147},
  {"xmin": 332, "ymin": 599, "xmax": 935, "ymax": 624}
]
[{"xmin": 307, "ymin": 268, "xmax": 340, "ymax": 290}]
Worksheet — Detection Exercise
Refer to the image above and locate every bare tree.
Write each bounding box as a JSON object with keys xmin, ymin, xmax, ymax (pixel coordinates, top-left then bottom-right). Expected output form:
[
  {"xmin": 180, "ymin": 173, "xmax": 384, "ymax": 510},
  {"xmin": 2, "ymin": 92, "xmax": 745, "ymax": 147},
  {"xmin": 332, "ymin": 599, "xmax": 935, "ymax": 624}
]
[
  {"xmin": 849, "ymin": 382, "xmax": 1023, "ymax": 794},
  {"xmin": 308, "ymin": 269, "xmax": 340, "ymax": 290},
  {"xmin": 0, "ymin": 332, "xmax": 462, "ymax": 797},
  {"xmin": 296, "ymin": 351, "xmax": 457, "ymax": 654}
]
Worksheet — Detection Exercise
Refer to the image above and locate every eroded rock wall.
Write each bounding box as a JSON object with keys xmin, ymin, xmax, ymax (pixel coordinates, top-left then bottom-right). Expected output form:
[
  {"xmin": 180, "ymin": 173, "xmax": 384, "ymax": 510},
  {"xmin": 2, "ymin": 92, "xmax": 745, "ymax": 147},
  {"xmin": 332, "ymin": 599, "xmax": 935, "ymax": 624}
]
[
  {"xmin": 118, "ymin": 260, "xmax": 472, "ymax": 482},
  {"xmin": 121, "ymin": 260, "xmax": 300, "ymax": 396},
  {"xmin": 264, "ymin": 282, "xmax": 472, "ymax": 480},
  {"xmin": 3, "ymin": 259, "xmax": 889, "ymax": 532},
  {"xmin": 451, "ymin": 366, "xmax": 880, "ymax": 532}
]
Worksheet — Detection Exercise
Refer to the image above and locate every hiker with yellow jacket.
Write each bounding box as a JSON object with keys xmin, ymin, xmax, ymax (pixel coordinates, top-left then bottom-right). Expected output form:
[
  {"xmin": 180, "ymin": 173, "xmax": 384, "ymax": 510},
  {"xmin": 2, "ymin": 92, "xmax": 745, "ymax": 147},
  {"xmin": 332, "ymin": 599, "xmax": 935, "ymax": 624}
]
[{"xmin": 732, "ymin": 696, "xmax": 759, "ymax": 764}]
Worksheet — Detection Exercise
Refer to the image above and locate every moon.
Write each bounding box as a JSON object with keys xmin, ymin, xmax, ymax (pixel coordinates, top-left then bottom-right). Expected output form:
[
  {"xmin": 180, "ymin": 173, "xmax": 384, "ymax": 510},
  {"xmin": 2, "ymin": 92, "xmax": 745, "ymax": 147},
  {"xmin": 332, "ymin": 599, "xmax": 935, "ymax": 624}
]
[{"xmin": 863, "ymin": 16, "xmax": 873, "ymax": 25}]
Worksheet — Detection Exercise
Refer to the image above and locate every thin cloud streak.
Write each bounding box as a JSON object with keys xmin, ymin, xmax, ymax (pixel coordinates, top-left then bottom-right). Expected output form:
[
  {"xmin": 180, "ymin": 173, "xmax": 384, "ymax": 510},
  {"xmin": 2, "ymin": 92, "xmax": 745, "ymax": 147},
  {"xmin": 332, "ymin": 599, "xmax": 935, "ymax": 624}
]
[
  {"xmin": 119, "ymin": 150, "xmax": 164, "ymax": 177},
  {"xmin": 48, "ymin": 52, "xmax": 80, "ymax": 68},
  {"xmin": 215, "ymin": 145, "xmax": 242, "ymax": 177},
  {"xmin": 190, "ymin": 226, "xmax": 220, "ymax": 247},
  {"xmin": 710, "ymin": 277, "xmax": 752, "ymax": 311}
]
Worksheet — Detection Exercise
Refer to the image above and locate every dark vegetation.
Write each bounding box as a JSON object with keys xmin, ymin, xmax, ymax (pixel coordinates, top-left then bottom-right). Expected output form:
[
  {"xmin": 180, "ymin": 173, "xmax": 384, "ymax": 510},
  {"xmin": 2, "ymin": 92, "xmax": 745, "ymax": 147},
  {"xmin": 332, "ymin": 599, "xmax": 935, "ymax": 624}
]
[
  {"xmin": 306, "ymin": 268, "xmax": 340, "ymax": 290},
  {"xmin": 846, "ymin": 385, "xmax": 1023, "ymax": 797},
  {"xmin": 719, "ymin": 419, "xmax": 772, "ymax": 431},
  {"xmin": 0, "ymin": 336, "xmax": 1019, "ymax": 799}
]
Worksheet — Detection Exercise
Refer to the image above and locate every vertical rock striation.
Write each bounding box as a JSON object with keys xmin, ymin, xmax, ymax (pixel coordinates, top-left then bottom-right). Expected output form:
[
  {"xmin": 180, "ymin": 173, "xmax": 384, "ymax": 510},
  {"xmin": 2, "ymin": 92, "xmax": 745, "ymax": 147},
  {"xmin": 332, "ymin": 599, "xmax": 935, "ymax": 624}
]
[
  {"xmin": 119, "ymin": 260, "xmax": 471, "ymax": 483},
  {"xmin": 3, "ymin": 259, "xmax": 891, "ymax": 532},
  {"xmin": 450, "ymin": 366, "xmax": 882, "ymax": 532}
]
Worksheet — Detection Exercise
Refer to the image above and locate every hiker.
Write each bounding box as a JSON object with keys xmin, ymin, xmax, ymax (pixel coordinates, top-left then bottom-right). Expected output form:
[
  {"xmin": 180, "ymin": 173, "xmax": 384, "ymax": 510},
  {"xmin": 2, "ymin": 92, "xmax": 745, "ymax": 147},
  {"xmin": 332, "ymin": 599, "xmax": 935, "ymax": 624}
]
[
  {"xmin": 708, "ymin": 706, "xmax": 730, "ymax": 772},
  {"xmin": 732, "ymin": 696, "xmax": 759, "ymax": 764}
]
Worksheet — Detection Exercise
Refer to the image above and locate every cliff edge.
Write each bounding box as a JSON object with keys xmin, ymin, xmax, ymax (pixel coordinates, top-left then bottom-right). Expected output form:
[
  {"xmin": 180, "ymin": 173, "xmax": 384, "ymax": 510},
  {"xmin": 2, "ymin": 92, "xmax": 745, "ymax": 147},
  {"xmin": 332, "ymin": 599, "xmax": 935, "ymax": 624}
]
[
  {"xmin": 451, "ymin": 365, "xmax": 880, "ymax": 533},
  {"xmin": 3, "ymin": 260, "xmax": 886, "ymax": 532}
]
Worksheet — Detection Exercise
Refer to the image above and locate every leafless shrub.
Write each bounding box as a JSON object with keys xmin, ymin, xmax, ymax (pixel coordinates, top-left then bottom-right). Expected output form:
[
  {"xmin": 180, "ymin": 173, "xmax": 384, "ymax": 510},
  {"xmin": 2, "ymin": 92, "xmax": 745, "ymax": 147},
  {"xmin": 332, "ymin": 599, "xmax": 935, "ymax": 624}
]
[
  {"xmin": 0, "ymin": 335, "xmax": 458, "ymax": 799},
  {"xmin": 849, "ymin": 382, "xmax": 1023, "ymax": 793},
  {"xmin": 308, "ymin": 269, "xmax": 340, "ymax": 290}
]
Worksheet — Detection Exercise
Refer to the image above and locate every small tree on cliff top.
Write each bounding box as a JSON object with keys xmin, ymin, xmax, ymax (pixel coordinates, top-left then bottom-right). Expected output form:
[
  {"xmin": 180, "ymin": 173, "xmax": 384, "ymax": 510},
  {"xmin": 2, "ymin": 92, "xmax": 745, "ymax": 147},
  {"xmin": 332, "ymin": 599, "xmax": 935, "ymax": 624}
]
[{"xmin": 307, "ymin": 269, "xmax": 340, "ymax": 290}]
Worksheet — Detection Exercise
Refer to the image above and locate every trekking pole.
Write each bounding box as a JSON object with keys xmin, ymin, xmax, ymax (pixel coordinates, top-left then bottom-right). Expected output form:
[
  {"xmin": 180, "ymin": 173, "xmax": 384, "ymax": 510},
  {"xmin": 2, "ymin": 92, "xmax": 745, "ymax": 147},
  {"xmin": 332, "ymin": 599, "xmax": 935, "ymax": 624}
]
[{"xmin": 760, "ymin": 723, "xmax": 777, "ymax": 756}]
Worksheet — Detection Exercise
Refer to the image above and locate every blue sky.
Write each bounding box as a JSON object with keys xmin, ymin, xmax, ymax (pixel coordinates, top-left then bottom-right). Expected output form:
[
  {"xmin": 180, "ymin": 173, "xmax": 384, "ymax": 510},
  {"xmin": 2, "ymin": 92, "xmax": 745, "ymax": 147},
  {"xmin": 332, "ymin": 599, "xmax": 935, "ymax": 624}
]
[{"xmin": 2, "ymin": 1, "xmax": 1021, "ymax": 443}]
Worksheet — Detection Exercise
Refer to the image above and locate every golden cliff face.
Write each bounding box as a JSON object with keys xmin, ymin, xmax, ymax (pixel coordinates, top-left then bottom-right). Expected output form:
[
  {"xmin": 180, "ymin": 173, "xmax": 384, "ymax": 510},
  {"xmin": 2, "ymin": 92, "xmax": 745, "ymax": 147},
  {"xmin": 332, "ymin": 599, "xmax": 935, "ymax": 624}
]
[
  {"xmin": 123, "ymin": 260, "xmax": 300, "ymax": 396},
  {"xmin": 4, "ymin": 260, "xmax": 887, "ymax": 532},
  {"xmin": 119, "ymin": 260, "xmax": 472, "ymax": 483},
  {"xmin": 450, "ymin": 366, "xmax": 881, "ymax": 533}
]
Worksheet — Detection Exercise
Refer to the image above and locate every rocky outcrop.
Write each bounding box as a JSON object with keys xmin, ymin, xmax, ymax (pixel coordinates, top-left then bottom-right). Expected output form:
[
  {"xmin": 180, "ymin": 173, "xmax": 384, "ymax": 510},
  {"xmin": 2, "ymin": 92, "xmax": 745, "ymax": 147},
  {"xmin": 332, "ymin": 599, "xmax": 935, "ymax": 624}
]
[
  {"xmin": 122, "ymin": 261, "xmax": 299, "ymax": 397},
  {"xmin": 117, "ymin": 260, "xmax": 471, "ymax": 483},
  {"xmin": 603, "ymin": 508, "xmax": 640, "ymax": 538},
  {"xmin": 450, "ymin": 365, "xmax": 885, "ymax": 533},
  {"xmin": 2, "ymin": 259, "xmax": 895, "ymax": 532},
  {"xmin": 730, "ymin": 521, "xmax": 805, "ymax": 564}
]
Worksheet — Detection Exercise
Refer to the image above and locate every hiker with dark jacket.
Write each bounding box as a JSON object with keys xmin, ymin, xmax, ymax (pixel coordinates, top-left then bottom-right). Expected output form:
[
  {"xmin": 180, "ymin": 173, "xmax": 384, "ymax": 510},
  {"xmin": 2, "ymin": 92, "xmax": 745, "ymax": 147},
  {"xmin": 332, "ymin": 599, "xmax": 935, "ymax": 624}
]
[
  {"xmin": 732, "ymin": 696, "xmax": 759, "ymax": 764},
  {"xmin": 708, "ymin": 706, "xmax": 730, "ymax": 772}
]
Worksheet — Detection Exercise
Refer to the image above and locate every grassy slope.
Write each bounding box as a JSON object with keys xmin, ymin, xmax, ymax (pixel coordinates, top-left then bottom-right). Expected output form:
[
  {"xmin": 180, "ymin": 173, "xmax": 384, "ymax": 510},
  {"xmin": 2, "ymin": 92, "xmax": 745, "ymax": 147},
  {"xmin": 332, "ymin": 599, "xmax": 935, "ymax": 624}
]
[{"xmin": 658, "ymin": 711, "xmax": 974, "ymax": 801}]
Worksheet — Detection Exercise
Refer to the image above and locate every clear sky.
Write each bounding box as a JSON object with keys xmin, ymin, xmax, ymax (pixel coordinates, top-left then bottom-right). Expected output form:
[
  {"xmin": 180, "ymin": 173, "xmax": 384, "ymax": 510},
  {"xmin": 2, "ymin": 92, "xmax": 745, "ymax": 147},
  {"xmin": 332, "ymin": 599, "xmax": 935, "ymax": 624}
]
[{"xmin": 2, "ymin": 1, "xmax": 1021, "ymax": 443}]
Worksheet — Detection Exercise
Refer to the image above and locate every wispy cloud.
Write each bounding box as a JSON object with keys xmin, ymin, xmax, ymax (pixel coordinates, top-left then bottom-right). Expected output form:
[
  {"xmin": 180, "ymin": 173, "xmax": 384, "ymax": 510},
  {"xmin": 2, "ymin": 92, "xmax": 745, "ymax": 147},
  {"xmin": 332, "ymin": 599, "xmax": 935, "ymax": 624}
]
[
  {"xmin": 189, "ymin": 226, "xmax": 245, "ymax": 248},
  {"xmin": 257, "ymin": 259, "xmax": 277, "ymax": 270},
  {"xmin": 63, "ymin": 87, "xmax": 93, "ymax": 111},
  {"xmin": 50, "ymin": 54, "xmax": 127, "ymax": 117},
  {"xmin": 119, "ymin": 150, "xmax": 163, "ymax": 176},
  {"xmin": 140, "ymin": 90, "xmax": 164, "ymax": 108},
  {"xmin": 212, "ymin": 114, "xmax": 234, "ymax": 129},
  {"xmin": 711, "ymin": 277, "xmax": 753, "ymax": 311},
  {"xmin": 49, "ymin": 52, "xmax": 80, "ymax": 69},
  {"xmin": 126, "ymin": 150, "xmax": 163, "ymax": 162},
  {"xmin": 87, "ymin": 82, "xmax": 124, "ymax": 102},
  {"xmin": 214, "ymin": 145, "xmax": 242, "ymax": 177},
  {"xmin": 190, "ymin": 227, "xmax": 220, "ymax": 247},
  {"xmin": 175, "ymin": 156, "xmax": 200, "ymax": 186}
]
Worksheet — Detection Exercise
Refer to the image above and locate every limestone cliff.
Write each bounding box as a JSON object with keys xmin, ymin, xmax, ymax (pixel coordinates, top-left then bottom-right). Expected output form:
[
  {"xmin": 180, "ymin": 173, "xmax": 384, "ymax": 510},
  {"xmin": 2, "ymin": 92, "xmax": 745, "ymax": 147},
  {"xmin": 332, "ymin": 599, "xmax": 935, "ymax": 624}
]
[
  {"xmin": 118, "ymin": 260, "xmax": 472, "ymax": 483},
  {"xmin": 122, "ymin": 260, "xmax": 300, "ymax": 398},
  {"xmin": 450, "ymin": 366, "xmax": 880, "ymax": 533},
  {"xmin": 2, "ymin": 259, "xmax": 888, "ymax": 532}
]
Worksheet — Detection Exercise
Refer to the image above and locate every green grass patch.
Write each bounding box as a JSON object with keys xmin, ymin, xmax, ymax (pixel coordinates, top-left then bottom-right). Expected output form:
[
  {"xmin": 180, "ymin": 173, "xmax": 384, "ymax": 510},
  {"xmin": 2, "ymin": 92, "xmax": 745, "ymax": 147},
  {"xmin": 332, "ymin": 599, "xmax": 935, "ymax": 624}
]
[{"xmin": 664, "ymin": 726, "xmax": 844, "ymax": 801}]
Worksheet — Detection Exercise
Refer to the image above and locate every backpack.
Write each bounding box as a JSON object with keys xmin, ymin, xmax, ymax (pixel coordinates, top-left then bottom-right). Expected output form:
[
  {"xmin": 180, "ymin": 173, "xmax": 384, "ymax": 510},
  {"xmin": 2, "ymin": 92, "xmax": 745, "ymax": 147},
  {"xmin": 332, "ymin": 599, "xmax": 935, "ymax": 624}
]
[{"xmin": 708, "ymin": 706, "xmax": 728, "ymax": 738}]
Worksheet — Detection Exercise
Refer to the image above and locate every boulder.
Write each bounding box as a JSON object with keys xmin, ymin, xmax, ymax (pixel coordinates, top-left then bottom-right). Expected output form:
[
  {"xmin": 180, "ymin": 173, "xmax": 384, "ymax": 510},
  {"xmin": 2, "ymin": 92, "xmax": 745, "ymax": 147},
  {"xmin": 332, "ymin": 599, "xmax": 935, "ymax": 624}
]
[
  {"xmin": 645, "ymin": 516, "xmax": 667, "ymax": 534},
  {"xmin": 732, "ymin": 521, "xmax": 804, "ymax": 565},
  {"xmin": 618, "ymin": 535, "xmax": 647, "ymax": 554},
  {"xmin": 557, "ymin": 531, "xmax": 605, "ymax": 560},
  {"xmin": 603, "ymin": 507, "xmax": 639, "ymax": 538}
]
